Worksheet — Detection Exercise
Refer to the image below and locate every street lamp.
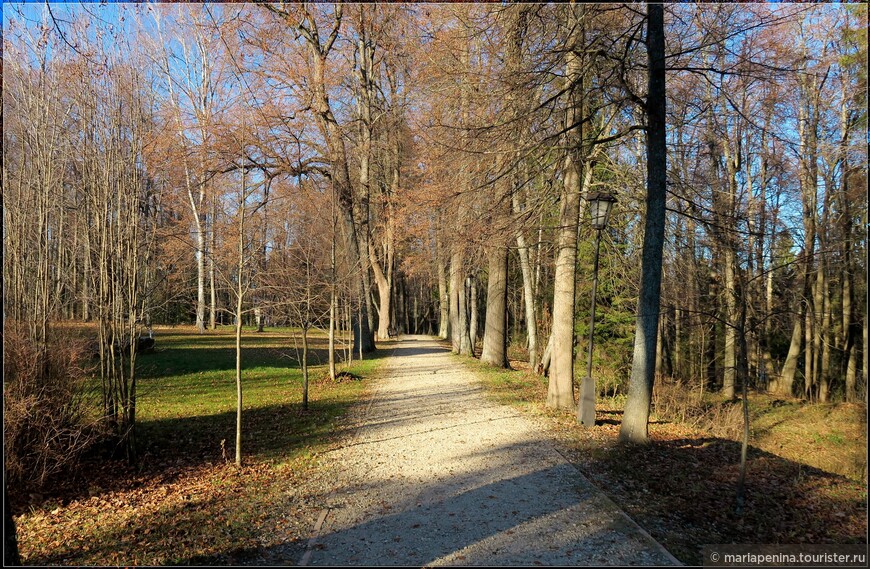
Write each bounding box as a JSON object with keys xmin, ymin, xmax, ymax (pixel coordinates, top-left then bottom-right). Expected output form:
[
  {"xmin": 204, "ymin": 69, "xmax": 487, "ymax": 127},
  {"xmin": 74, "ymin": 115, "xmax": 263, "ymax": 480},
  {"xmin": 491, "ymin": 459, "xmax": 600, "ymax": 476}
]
[
  {"xmin": 588, "ymin": 191, "xmax": 617, "ymax": 231},
  {"xmin": 579, "ymin": 191, "xmax": 616, "ymax": 427}
]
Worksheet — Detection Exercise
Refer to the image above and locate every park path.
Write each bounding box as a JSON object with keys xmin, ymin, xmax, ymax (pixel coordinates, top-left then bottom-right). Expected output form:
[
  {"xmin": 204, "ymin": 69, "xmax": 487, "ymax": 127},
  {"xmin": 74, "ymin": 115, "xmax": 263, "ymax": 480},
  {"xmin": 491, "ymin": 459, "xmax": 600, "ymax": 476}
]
[{"xmin": 300, "ymin": 335, "xmax": 679, "ymax": 566}]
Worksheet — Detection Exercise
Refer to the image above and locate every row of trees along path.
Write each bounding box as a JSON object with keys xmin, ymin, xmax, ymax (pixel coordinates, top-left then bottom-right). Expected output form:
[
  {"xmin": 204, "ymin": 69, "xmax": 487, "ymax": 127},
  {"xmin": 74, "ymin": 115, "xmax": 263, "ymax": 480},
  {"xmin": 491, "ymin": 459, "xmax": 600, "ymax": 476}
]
[{"xmin": 3, "ymin": 3, "xmax": 866, "ymax": 563}]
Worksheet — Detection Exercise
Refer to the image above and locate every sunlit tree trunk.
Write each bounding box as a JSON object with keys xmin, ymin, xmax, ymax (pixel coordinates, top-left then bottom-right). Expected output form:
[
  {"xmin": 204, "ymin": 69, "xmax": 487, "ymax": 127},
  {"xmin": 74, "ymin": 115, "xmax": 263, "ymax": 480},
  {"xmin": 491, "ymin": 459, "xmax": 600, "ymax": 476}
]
[
  {"xmin": 547, "ymin": 2, "xmax": 586, "ymax": 410},
  {"xmin": 450, "ymin": 248, "xmax": 472, "ymax": 354},
  {"xmin": 468, "ymin": 276, "xmax": 479, "ymax": 355},
  {"xmin": 721, "ymin": 142, "xmax": 739, "ymax": 401},
  {"xmin": 329, "ymin": 198, "xmax": 338, "ymax": 380},
  {"xmin": 779, "ymin": 44, "xmax": 821, "ymax": 397},
  {"xmin": 620, "ymin": 3, "xmax": 666, "ymax": 443},
  {"xmin": 481, "ymin": 245, "xmax": 510, "ymax": 367},
  {"xmin": 436, "ymin": 234, "xmax": 449, "ymax": 339},
  {"xmin": 209, "ymin": 193, "xmax": 218, "ymax": 330}
]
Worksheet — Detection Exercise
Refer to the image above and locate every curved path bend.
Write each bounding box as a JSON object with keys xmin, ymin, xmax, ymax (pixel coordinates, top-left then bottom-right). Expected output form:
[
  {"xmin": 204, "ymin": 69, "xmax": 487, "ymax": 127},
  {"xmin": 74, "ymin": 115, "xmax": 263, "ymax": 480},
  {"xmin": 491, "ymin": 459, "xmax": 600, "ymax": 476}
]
[{"xmin": 301, "ymin": 335, "xmax": 679, "ymax": 566}]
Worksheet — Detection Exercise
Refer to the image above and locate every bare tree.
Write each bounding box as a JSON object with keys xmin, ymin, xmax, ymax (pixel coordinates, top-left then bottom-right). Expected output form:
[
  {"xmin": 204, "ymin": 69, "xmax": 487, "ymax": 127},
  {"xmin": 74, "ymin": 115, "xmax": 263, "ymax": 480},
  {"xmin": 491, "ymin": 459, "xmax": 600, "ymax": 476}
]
[{"xmin": 620, "ymin": 3, "xmax": 667, "ymax": 443}]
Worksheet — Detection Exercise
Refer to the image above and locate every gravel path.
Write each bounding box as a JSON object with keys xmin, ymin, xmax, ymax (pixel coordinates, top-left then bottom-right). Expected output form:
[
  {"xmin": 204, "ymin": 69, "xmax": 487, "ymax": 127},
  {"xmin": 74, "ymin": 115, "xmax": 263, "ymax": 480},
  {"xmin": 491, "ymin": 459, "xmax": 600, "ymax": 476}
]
[{"xmin": 301, "ymin": 335, "xmax": 679, "ymax": 566}]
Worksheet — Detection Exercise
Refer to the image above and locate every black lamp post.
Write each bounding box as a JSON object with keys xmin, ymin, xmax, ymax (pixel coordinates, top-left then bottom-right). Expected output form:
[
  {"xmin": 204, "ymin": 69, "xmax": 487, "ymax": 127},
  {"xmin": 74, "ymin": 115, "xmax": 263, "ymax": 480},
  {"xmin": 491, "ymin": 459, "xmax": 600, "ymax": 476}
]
[{"xmin": 578, "ymin": 191, "xmax": 616, "ymax": 427}]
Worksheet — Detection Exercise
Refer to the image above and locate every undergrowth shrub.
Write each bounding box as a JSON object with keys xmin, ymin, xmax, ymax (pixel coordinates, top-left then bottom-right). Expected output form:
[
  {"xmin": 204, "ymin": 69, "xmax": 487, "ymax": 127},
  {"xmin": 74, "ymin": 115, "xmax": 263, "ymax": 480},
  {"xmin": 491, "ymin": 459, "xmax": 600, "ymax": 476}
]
[
  {"xmin": 3, "ymin": 324, "xmax": 104, "ymax": 494},
  {"xmin": 652, "ymin": 379, "xmax": 744, "ymax": 439}
]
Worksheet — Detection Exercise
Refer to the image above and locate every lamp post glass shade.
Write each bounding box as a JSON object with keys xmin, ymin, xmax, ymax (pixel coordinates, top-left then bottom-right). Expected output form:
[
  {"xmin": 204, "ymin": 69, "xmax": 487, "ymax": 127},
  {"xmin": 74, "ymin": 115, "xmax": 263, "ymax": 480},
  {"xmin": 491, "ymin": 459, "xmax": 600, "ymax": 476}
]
[{"xmin": 587, "ymin": 192, "xmax": 617, "ymax": 230}]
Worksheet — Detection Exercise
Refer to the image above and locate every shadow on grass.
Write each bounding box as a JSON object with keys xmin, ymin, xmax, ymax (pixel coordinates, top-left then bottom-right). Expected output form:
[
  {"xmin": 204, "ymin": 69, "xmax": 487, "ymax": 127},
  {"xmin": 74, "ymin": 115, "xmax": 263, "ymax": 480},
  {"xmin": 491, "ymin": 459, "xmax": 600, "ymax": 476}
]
[
  {"xmin": 458, "ymin": 353, "xmax": 867, "ymax": 565},
  {"xmin": 137, "ymin": 399, "xmax": 358, "ymax": 466},
  {"xmin": 137, "ymin": 346, "xmax": 329, "ymax": 379},
  {"xmin": 138, "ymin": 332, "xmax": 402, "ymax": 379},
  {"xmin": 585, "ymin": 437, "xmax": 868, "ymax": 565},
  {"xmin": 15, "ymin": 394, "xmax": 361, "ymax": 517}
]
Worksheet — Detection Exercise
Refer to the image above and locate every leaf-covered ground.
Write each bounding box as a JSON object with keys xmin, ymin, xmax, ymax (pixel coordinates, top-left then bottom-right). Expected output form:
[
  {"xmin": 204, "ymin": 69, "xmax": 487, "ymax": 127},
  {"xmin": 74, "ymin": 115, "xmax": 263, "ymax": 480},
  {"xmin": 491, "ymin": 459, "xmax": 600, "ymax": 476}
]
[
  {"xmin": 468, "ymin": 355, "xmax": 868, "ymax": 566},
  {"xmin": 12, "ymin": 326, "xmax": 384, "ymax": 566}
]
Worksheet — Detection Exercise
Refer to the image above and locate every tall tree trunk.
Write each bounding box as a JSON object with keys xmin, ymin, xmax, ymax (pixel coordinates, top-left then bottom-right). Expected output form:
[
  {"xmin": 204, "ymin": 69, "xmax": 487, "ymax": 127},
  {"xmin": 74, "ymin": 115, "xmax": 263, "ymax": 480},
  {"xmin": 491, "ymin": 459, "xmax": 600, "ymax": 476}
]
[
  {"xmin": 715, "ymin": 64, "xmax": 740, "ymax": 401},
  {"xmin": 655, "ymin": 313, "xmax": 664, "ymax": 381},
  {"xmin": 838, "ymin": 79, "xmax": 857, "ymax": 403},
  {"xmin": 718, "ymin": 131, "xmax": 738, "ymax": 399},
  {"xmin": 516, "ymin": 235, "xmax": 538, "ymax": 370},
  {"xmin": 723, "ymin": 247, "xmax": 737, "ymax": 399},
  {"xmin": 514, "ymin": 181, "xmax": 539, "ymax": 370},
  {"xmin": 68, "ymin": 218, "xmax": 78, "ymax": 320},
  {"xmin": 619, "ymin": 3, "xmax": 666, "ymax": 443},
  {"xmin": 283, "ymin": 10, "xmax": 375, "ymax": 354},
  {"xmin": 437, "ymin": 239, "xmax": 449, "ymax": 339},
  {"xmin": 782, "ymin": 57, "xmax": 821, "ymax": 398},
  {"xmin": 370, "ymin": 242, "xmax": 392, "ymax": 340},
  {"xmin": 82, "ymin": 225, "xmax": 91, "ymax": 322},
  {"xmin": 774, "ymin": 308, "xmax": 803, "ymax": 397},
  {"xmin": 735, "ymin": 288, "xmax": 751, "ymax": 514},
  {"xmin": 355, "ymin": 13, "xmax": 378, "ymax": 343},
  {"xmin": 547, "ymin": 152, "xmax": 582, "ymax": 409},
  {"xmin": 371, "ymin": 139, "xmax": 398, "ymax": 341},
  {"xmin": 843, "ymin": 212, "xmax": 856, "ymax": 401},
  {"xmin": 863, "ymin": 307, "xmax": 868, "ymax": 405},
  {"xmin": 468, "ymin": 275, "xmax": 479, "ymax": 355},
  {"xmin": 193, "ymin": 193, "xmax": 206, "ymax": 334},
  {"xmin": 450, "ymin": 248, "xmax": 473, "ymax": 355},
  {"xmin": 395, "ymin": 276, "xmax": 404, "ymax": 334},
  {"xmin": 547, "ymin": 2, "xmax": 586, "ymax": 410},
  {"xmin": 674, "ymin": 307, "xmax": 682, "ymax": 380},
  {"xmin": 814, "ymin": 180, "xmax": 831, "ymax": 401},
  {"xmin": 234, "ymin": 289, "xmax": 243, "ymax": 467},
  {"xmin": 412, "ymin": 285, "xmax": 420, "ymax": 334},
  {"xmin": 819, "ymin": 267, "xmax": 831, "ymax": 402},
  {"xmin": 845, "ymin": 332, "xmax": 857, "ymax": 403},
  {"xmin": 804, "ymin": 298, "xmax": 814, "ymax": 399},
  {"xmin": 450, "ymin": 249, "xmax": 462, "ymax": 352},
  {"xmin": 209, "ymin": 193, "xmax": 218, "ymax": 330},
  {"xmin": 345, "ymin": 299, "xmax": 353, "ymax": 365},
  {"xmin": 403, "ymin": 277, "xmax": 412, "ymax": 336},
  {"xmin": 481, "ymin": 246, "xmax": 510, "ymax": 367},
  {"xmin": 500, "ymin": 4, "xmax": 534, "ymax": 368},
  {"xmin": 359, "ymin": 231, "xmax": 375, "ymax": 341}
]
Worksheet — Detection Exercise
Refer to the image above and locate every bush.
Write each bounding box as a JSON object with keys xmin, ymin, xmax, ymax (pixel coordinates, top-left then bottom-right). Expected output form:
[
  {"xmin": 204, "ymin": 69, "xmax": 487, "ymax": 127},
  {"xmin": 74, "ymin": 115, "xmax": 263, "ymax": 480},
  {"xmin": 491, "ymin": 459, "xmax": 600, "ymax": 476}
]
[
  {"xmin": 3, "ymin": 324, "xmax": 103, "ymax": 493},
  {"xmin": 652, "ymin": 379, "xmax": 744, "ymax": 440}
]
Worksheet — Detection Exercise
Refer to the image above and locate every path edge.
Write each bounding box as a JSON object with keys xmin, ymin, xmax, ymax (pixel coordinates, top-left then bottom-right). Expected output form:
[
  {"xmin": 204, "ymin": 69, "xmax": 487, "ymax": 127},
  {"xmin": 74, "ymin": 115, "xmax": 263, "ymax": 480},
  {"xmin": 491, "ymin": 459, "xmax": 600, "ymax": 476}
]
[
  {"xmin": 296, "ymin": 340, "xmax": 400, "ymax": 566},
  {"xmin": 450, "ymin": 337, "xmax": 684, "ymax": 567}
]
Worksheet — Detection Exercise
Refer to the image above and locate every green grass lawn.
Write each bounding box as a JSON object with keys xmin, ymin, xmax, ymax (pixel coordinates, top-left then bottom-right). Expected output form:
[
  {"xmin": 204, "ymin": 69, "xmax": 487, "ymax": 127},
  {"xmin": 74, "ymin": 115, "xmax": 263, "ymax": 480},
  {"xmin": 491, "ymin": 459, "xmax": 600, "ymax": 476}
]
[
  {"xmin": 135, "ymin": 326, "xmax": 373, "ymax": 465},
  {"xmin": 16, "ymin": 325, "xmax": 389, "ymax": 566}
]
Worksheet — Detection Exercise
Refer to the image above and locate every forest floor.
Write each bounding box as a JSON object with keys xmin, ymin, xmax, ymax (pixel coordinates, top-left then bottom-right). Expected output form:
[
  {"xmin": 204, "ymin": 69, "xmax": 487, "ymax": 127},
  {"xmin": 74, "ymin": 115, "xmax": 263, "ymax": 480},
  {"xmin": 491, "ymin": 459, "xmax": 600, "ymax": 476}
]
[{"xmin": 469, "ymin": 348, "xmax": 869, "ymax": 566}]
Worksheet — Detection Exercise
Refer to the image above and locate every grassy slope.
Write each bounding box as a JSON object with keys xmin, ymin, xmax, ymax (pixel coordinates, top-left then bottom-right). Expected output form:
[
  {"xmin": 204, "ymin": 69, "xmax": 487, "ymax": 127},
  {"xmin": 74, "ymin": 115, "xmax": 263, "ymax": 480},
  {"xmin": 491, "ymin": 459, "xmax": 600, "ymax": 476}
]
[
  {"xmin": 460, "ymin": 350, "xmax": 868, "ymax": 566},
  {"xmin": 749, "ymin": 398, "xmax": 867, "ymax": 481},
  {"xmin": 15, "ymin": 326, "xmax": 387, "ymax": 566}
]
